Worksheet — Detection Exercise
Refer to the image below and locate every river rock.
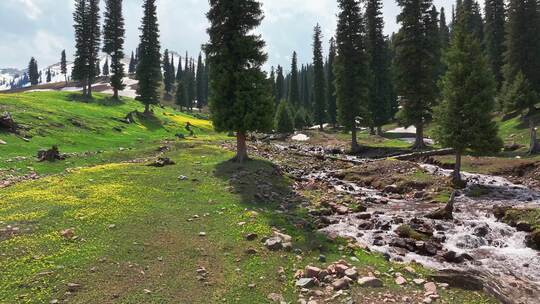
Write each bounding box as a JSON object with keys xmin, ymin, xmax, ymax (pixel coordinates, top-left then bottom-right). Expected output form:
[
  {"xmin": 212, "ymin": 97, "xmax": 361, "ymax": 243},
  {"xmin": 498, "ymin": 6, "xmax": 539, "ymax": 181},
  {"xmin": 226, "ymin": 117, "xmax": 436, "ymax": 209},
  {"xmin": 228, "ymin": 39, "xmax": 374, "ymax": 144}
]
[
  {"xmin": 473, "ymin": 223, "xmax": 490, "ymax": 237},
  {"xmin": 356, "ymin": 213, "xmax": 372, "ymax": 220},
  {"xmin": 304, "ymin": 266, "xmax": 322, "ymax": 278},
  {"xmin": 424, "ymin": 282, "xmax": 437, "ymax": 295},
  {"xmin": 332, "ymin": 278, "xmax": 350, "ymax": 290},
  {"xmin": 395, "ymin": 276, "xmax": 407, "ymax": 285},
  {"xmin": 516, "ymin": 221, "xmax": 533, "ymax": 232},
  {"xmin": 357, "ymin": 277, "xmax": 383, "ymax": 288},
  {"xmin": 525, "ymin": 230, "xmax": 540, "ymax": 250},
  {"xmin": 296, "ymin": 278, "xmax": 316, "ymax": 288},
  {"xmin": 264, "ymin": 237, "xmax": 283, "ymax": 251},
  {"xmin": 344, "ymin": 268, "xmax": 358, "ymax": 280}
]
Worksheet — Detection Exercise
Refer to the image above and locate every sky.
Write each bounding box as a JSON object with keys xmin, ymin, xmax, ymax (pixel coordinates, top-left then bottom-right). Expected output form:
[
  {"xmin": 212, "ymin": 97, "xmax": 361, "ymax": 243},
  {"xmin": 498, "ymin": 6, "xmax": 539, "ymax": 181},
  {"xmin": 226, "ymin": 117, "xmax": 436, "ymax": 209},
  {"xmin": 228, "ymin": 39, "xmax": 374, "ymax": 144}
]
[{"xmin": 0, "ymin": 0, "xmax": 456, "ymax": 70}]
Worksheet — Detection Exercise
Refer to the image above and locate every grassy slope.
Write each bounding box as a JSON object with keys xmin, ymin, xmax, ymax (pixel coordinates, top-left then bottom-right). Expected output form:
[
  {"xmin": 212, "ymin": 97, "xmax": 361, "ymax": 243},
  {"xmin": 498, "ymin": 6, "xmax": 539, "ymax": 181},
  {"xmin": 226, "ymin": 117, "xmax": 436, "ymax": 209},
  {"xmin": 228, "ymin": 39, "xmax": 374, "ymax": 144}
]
[
  {"xmin": 0, "ymin": 92, "xmax": 497, "ymax": 303},
  {"xmin": 0, "ymin": 91, "xmax": 219, "ymax": 177}
]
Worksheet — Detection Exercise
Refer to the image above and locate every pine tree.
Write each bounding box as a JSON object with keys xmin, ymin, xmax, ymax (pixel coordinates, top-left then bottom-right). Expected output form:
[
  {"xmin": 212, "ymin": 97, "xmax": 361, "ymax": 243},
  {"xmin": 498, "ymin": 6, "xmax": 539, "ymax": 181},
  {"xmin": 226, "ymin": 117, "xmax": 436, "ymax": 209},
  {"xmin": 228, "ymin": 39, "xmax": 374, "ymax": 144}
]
[
  {"xmin": 483, "ymin": 0, "xmax": 505, "ymax": 89},
  {"xmin": 176, "ymin": 55, "xmax": 183, "ymax": 81},
  {"xmin": 170, "ymin": 56, "xmax": 175, "ymax": 83},
  {"xmin": 274, "ymin": 101, "xmax": 295, "ymax": 134},
  {"xmin": 295, "ymin": 107, "xmax": 309, "ymax": 130},
  {"xmin": 275, "ymin": 65, "xmax": 285, "ymax": 105},
  {"xmin": 72, "ymin": 0, "xmax": 101, "ymax": 98},
  {"xmin": 103, "ymin": 0, "xmax": 126, "ymax": 99},
  {"xmin": 196, "ymin": 53, "xmax": 205, "ymax": 109},
  {"xmin": 457, "ymin": 0, "xmax": 484, "ymax": 44},
  {"xmin": 439, "ymin": 7, "xmax": 450, "ymax": 49},
  {"xmin": 394, "ymin": 0, "xmax": 439, "ymax": 149},
  {"xmin": 366, "ymin": 0, "xmax": 393, "ymax": 135},
  {"xmin": 103, "ymin": 57, "xmax": 110, "ymax": 76},
  {"xmin": 61, "ymin": 50, "xmax": 68, "ymax": 84},
  {"xmin": 72, "ymin": 0, "xmax": 88, "ymax": 95},
  {"xmin": 301, "ymin": 66, "xmax": 310, "ymax": 109},
  {"xmin": 136, "ymin": 0, "xmax": 162, "ymax": 114},
  {"xmin": 434, "ymin": 20, "xmax": 502, "ymax": 185},
  {"xmin": 175, "ymin": 79, "xmax": 187, "ymax": 111},
  {"xmin": 326, "ymin": 37, "xmax": 337, "ymax": 127},
  {"xmin": 288, "ymin": 51, "xmax": 300, "ymax": 106},
  {"xmin": 46, "ymin": 68, "xmax": 52, "ymax": 83},
  {"xmin": 129, "ymin": 51, "xmax": 136, "ymax": 74},
  {"xmin": 270, "ymin": 66, "xmax": 276, "ymax": 103},
  {"xmin": 335, "ymin": 0, "xmax": 370, "ymax": 152},
  {"xmin": 86, "ymin": 0, "xmax": 101, "ymax": 98},
  {"xmin": 503, "ymin": 0, "xmax": 540, "ymax": 91},
  {"xmin": 187, "ymin": 59, "xmax": 196, "ymax": 110},
  {"xmin": 205, "ymin": 0, "xmax": 274, "ymax": 162},
  {"xmin": 312, "ymin": 24, "xmax": 326, "ymax": 130},
  {"xmin": 162, "ymin": 49, "xmax": 173, "ymax": 94},
  {"xmin": 28, "ymin": 57, "xmax": 39, "ymax": 86}
]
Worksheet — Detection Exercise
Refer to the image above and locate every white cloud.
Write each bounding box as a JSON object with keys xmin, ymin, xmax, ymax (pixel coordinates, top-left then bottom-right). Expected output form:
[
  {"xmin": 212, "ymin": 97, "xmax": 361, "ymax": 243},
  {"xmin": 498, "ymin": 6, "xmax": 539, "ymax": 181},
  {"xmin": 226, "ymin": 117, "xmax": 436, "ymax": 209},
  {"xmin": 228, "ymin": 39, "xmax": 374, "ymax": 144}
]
[{"xmin": 14, "ymin": 0, "xmax": 43, "ymax": 20}]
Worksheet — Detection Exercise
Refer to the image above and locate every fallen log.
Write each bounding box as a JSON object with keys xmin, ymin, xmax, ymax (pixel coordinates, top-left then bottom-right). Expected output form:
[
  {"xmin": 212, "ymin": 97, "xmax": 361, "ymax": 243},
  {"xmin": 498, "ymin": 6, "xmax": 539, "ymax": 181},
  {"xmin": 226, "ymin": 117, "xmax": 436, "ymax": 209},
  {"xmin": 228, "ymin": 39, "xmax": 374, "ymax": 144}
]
[{"xmin": 391, "ymin": 148, "xmax": 454, "ymax": 161}]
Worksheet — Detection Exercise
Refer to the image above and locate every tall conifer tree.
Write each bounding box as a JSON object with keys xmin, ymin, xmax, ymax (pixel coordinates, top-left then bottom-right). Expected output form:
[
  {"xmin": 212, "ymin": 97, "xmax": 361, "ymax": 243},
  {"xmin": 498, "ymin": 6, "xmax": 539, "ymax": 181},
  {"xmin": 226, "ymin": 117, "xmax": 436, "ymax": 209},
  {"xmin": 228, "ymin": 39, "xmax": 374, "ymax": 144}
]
[
  {"xmin": 136, "ymin": 0, "xmax": 162, "ymax": 114},
  {"xmin": 326, "ymin": 38, "xmax": 337, "ymax": 127},
  {"xmin": 484, "ymin": 0, "xmax": 505, "ymax": 89},
  {"xmin": 312, "ymin": 24, "xmax": 326, "ymax": 130},
  {"xmin": 103, "ymin": 0, "xmax": 126, "ymax": 99},
  {"xmin": 28, "ymin": 57, "xmax": 39, "ymax": 86},
  {"xmin": 434, "ymin": 16, "xmax": 502, "ymax": 185},
  {"xmin": 334, "ymin": 0, "xmax": 370, "ymax": 152},
  {"xmin": 61, "ymin": 50, "xmax": 68, "ymax": 84},
  {"xmin": 205, "ymin": 0, "xmax": 274, "ymax": 162},
  {"xmin": 366, "ymin": 0, "xmax": 393, "ymax": 135},
  {"xmin": 162, "ymin": 49, "xmax": 173, "ymax": 94},
  {"xmin": 196, "ymin": 53, "xmax": 206, "ymax": 109},
  {"xmin": 275, "ymin": 65, "xmax": 285, "ymax": 105},
  {"xmin": 394, "ymin": 0, "xmax": 438, "ymax": 149},
  {"xmin": 288, "ymin": 52, "xmax": 300, "ymax": 106}
]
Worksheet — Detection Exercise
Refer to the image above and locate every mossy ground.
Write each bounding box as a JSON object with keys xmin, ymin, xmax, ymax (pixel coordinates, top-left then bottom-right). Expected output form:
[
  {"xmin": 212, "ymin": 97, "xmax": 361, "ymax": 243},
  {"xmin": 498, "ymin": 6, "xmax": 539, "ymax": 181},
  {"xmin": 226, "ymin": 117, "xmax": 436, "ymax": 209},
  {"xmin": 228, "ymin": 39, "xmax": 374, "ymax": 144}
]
[{"xmin": 0, "ymin": 92, "xmax": 498, "ymax": 303}]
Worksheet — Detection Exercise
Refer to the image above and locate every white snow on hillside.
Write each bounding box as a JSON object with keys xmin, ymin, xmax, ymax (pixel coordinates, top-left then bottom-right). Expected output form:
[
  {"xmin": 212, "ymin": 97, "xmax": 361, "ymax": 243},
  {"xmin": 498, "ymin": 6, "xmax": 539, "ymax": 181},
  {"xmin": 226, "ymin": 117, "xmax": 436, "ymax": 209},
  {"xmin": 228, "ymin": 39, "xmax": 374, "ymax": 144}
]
[{"xmin": 0, "ymin": 51, "xmax": 187, "ymax": 92}]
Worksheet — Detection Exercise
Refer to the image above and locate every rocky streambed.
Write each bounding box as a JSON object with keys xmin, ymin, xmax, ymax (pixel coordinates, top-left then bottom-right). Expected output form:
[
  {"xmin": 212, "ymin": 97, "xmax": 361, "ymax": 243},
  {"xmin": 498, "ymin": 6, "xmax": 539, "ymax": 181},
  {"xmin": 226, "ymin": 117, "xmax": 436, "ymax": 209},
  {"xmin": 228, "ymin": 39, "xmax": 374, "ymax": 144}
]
[{"xmin": 252, "ymin": 141, "xmax": 540, "ymax": 304}]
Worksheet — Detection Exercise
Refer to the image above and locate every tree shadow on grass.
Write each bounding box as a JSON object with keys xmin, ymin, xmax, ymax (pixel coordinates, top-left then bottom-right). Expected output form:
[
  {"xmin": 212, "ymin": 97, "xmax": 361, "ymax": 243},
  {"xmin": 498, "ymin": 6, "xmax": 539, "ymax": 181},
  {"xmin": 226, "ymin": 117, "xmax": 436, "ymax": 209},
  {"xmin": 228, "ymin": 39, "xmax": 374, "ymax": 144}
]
[
  {"xmin": 65, "ymin": 93, "xmax": 126, "ymax": 107},
  {"xmin": 135, "ymin": 111, "xmax": 164, "ymax": 131},
  {"xmin": 214, "ymin": 158, "xmax": 335, "ymax": 254}
]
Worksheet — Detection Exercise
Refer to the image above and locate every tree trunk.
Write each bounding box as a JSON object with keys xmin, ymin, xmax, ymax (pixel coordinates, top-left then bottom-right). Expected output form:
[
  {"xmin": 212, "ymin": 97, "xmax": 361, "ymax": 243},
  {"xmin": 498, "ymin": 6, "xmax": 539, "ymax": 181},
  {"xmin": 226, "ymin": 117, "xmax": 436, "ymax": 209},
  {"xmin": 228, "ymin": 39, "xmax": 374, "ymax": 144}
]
[
  {"xmin": 319, "ymin": 123, "xmax": 324, "ymax": 131},
  {"xmin": 452, "ymin": 151, "xmax": 462, "ymax": 186},
  {"xmin": 376, "ymin": 126, "xmax": 383, "ymax": 136},
  {"xmin": 113, "ymin": 88, "xmax": 119, "ymax": 100},
  {"xmin": 82, "ymin": 79, "xmax": 87, "ymax": 96},
  {"xmin": 233, "ymin": 132, "xmax": 249, "ymax": 163},
  {"xmin": 529, "ymin": 119, "xmax": 540, "ymax": 155},
  {"xmin": 87, "ymin": 77, "xmax": 93, "ymax": 99},
  {"xmin": 144, "ymin": 104, "xmax": 150, "ymax": 115},
  {"xmin": 411, "ymin": 123, "xmax": 427, "ymax": 150},
  {"xmin": 351, "ymin": 121, "xmax": 361, "ymax": 153}
]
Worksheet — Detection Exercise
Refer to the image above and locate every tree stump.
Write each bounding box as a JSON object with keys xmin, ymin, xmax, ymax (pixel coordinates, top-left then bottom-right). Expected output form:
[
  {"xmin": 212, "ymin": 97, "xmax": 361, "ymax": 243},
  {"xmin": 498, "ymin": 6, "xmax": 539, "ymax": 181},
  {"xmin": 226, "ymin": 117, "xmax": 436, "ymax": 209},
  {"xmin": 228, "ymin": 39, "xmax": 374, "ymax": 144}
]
[
  {"xmin": 426, "ymin": 192, "xmax": 456, "ymax": 220},
  {"xmin": 0, "ymin": 112, "xmax": 18, "ymax": 133},
  {"xmin": 37, "ymin": 146, "xmax": 66, "ymax": 162}
]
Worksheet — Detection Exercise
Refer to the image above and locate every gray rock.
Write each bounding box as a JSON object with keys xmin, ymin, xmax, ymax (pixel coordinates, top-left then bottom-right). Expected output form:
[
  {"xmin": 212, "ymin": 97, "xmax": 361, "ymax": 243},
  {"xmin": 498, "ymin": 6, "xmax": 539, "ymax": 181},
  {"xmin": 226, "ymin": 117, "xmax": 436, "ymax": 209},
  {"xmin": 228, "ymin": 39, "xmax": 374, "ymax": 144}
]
[
  {"xmin": 357, "ymin": 277, "xmax": 383, "ymax": 288},
  {"xmin": 296, "ymin": 278, "xmax": 316, "ymax": 288},
  {"xmin": 265, "ymin": 237, "xmax": 283, "ymax": 250}
]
